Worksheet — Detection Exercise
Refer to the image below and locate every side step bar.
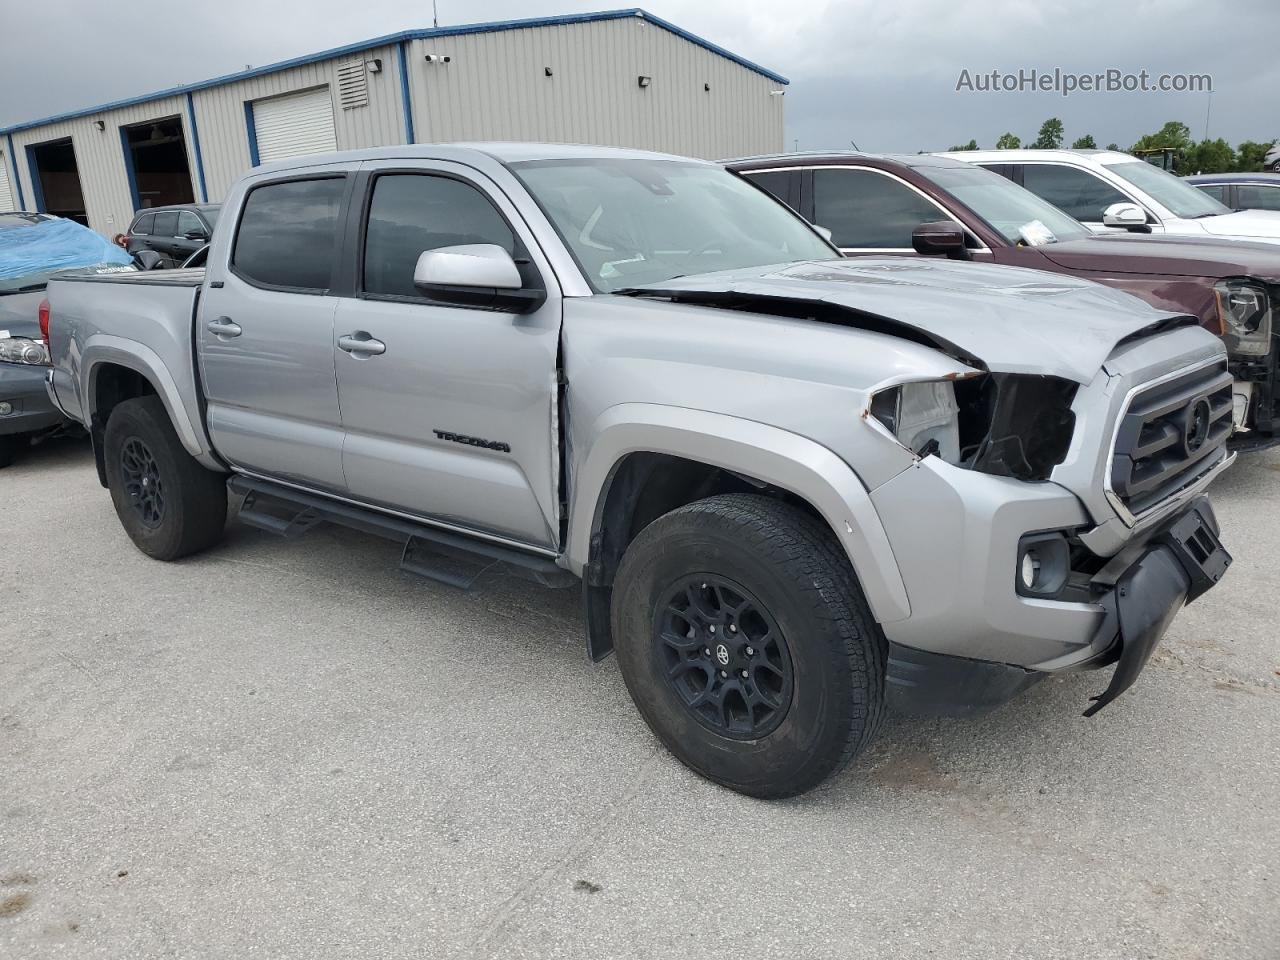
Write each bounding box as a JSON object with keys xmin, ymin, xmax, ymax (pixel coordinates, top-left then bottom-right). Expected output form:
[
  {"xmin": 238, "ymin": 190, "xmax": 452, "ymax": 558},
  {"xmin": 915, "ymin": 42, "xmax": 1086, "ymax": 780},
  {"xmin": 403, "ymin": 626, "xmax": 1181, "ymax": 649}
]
[{"xmin": 227, "ymin": 475, "xmax": 575, "ymax": 590}]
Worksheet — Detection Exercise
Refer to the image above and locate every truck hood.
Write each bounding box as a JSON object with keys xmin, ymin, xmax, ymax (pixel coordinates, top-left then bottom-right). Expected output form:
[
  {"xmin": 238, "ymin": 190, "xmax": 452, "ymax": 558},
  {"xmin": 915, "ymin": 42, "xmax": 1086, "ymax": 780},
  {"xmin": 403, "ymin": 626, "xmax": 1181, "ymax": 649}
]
[
  {"xmin": 1039, "ymin": 234, "xmax": 1280, "ymax": 283},
  {"xmin": 1198, "ymin": 208, "xmax": 1280, "ymax": 242},
  {"xmin": 624, "ymin": 258, "xmax": 1193, "ymax": 384}
]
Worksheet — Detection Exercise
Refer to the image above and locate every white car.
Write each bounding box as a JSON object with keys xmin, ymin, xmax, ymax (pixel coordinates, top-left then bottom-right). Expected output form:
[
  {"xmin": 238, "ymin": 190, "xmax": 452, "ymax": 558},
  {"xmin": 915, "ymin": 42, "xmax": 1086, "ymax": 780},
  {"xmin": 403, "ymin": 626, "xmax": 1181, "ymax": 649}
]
[{"xmin": 937, "ymin": 149, "xmax": 1280, "ymax": 245}]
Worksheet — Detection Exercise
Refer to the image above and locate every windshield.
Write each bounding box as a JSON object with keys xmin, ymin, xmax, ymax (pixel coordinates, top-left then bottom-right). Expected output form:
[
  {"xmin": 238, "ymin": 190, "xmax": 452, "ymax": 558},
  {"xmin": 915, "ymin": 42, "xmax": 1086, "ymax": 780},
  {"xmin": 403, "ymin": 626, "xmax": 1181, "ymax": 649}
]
[
  {"xmin": 1104, "ymin": 160, "xmax": 1232, "ymax": 219},
  {"xmin": 511, "ymin": 159, "xmax": 837, "ymax": 292},
  {"xmin": 0, "ymin": 217, "xmax": 133, "ymax": 294},
  {"xmin": 917, "ymin": 164, "xmax": 1091, "ymax": 245}
]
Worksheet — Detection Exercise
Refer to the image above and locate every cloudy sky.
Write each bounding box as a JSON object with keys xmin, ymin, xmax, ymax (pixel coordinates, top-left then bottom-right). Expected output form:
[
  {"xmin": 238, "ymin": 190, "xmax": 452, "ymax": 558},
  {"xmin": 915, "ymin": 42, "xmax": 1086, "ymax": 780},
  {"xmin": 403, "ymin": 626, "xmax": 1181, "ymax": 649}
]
[{"xmin": 3, "ymin": 0, "xmax": 1277, "ymax": 151}]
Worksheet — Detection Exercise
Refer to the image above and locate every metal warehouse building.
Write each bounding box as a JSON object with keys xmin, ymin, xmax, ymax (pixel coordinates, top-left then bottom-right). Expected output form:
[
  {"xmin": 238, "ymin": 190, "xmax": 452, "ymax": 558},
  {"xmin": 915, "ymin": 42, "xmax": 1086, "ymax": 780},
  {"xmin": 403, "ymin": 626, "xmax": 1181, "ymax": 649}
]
[{"xmin": 0, "ymin": 8, "xmax": 787, "ymax": 236}]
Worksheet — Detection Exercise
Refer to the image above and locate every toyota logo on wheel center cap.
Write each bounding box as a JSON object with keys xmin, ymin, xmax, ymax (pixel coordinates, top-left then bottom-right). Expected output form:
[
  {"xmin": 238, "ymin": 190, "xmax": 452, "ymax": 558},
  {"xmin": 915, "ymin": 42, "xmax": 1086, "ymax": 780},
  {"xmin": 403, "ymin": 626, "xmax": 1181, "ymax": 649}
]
[{"xmin": 715, "ymin": 643, "xmax": 730, "ymax": 666}]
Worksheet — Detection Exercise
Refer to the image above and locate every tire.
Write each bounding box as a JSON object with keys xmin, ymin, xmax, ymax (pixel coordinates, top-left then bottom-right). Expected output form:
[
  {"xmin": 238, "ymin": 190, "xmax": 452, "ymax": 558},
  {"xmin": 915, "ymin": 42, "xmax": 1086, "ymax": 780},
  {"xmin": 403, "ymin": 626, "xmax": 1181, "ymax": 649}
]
[
  {"xmin": 611, "ymin": 493, "xmax": 887, "ymax": 798},
  {"xmin": 1270, "ymin": 160, "xmax": 1280, "ymax": 172},
  {"xmin": 103, "ymin": 396, "xmax": 227, "ymax": 560},
  {"xmin": 0, "ymin": 435, "xmax": 20, "ymax": 469}
]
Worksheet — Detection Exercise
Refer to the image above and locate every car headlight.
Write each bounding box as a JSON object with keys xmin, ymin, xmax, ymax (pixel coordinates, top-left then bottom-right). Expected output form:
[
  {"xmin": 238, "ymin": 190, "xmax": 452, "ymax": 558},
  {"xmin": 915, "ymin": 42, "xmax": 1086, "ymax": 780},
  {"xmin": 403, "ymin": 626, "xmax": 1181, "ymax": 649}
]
[
  {"xmin": 1215, "ymin": 281, "xmax": 1272, "ymax": 357},
  {"xmin": 0, "ymin": 336, "xmax": 51, "ymax": 366},
  {"xmin": 869, "ymin": 380, "xmax": 961, "ymax": 461}
]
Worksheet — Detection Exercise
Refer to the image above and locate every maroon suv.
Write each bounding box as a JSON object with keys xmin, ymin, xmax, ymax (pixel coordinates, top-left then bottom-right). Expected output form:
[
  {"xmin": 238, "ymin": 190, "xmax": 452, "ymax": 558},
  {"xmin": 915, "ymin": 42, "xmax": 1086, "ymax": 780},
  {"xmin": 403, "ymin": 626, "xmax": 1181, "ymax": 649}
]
[{"xmin": 726, "ymin": 152, "xmax": 1279, "ymax": 448}]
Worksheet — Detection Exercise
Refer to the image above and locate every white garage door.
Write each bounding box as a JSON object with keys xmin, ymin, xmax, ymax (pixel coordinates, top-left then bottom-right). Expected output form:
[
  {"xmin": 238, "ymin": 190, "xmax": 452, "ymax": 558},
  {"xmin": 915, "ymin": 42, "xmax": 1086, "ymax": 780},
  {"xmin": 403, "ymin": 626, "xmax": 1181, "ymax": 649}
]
[
  {"xmin": 0, "ymin": 151, "xmax": 15, "ymax": 211},
  {"xmin": 252, "ymin": 87, "xmax": 338, "ymax": 164}
]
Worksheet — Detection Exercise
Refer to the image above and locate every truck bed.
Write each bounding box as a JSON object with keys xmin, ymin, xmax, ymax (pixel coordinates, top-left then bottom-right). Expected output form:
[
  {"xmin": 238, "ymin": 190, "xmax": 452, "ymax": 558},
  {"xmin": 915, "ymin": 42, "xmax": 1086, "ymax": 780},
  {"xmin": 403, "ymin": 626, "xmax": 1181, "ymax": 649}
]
[{"xmin": 53, "ymin": 267, "xmax": 207, "ymax": 288}]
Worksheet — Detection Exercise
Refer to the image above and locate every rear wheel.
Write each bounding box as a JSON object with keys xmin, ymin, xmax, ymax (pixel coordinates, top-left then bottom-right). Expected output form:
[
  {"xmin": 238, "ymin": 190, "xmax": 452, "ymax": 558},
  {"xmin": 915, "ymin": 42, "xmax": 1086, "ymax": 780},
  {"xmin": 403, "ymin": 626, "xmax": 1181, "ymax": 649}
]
[
  {"xmin": 103, "ymin": 396, "xmax": 227, "ymax": 560},
  {"xmin": 611, "ymin": 493, "xmax": 887, "ymax": 798}
]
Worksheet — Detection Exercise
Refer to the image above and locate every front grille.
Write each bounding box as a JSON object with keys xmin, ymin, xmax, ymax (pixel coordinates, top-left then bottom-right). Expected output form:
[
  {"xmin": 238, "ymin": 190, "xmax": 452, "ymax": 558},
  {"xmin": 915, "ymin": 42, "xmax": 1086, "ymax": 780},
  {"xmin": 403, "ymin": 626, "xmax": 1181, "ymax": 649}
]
[{"xmin": 1110, "ymin": 361, "xmax": 1232, "ymax": 517}]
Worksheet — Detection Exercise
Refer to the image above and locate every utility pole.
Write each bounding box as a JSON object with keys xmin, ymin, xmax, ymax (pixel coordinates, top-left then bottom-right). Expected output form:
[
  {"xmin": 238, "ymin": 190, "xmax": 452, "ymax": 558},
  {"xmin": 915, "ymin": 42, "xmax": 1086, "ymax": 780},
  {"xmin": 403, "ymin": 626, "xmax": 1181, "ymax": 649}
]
[{"xmin": 433, "ymin": 0, "xmax": 439, "ymax": 28}]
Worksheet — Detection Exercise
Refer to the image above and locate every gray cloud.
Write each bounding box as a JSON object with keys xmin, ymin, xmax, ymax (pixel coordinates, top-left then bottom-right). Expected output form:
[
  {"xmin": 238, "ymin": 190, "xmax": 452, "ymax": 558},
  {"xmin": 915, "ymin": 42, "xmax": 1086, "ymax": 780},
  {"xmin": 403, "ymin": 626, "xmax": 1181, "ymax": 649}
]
[{"xmin": 3, "ymin": 0, "xmax": 1276, "ymax": 152}]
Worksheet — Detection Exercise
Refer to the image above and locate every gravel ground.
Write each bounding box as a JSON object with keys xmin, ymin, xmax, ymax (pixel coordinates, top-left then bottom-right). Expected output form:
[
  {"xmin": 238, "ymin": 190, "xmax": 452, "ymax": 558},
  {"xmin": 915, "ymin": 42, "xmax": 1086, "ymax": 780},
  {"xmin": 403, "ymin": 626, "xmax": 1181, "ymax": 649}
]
[{"xmin": 2, "ymin": 438, "xmax": 1277, "ymax": 959}]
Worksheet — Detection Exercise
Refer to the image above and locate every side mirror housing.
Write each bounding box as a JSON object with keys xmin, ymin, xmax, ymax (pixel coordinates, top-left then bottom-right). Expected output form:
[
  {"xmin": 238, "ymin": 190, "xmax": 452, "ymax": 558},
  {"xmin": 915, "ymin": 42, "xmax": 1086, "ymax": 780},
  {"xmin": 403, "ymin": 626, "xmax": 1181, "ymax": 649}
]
[
  {"xmin": 912, "ymin": 221, "xmax": 970, "ymax": 259},
  {"xmin": 413, "ymin": 244, "xmax": 545, "ymax": 313},
  {"xmin": 812, "ymin": 224, "xmax": 835, "ymax": 243},
  {"xmin": 1101, "ymin": 202, "xmax": 1150, "ymax": 231},
  {"xmin": 184, "ymin": 229, "xmax": 209, "ymax": 241}
]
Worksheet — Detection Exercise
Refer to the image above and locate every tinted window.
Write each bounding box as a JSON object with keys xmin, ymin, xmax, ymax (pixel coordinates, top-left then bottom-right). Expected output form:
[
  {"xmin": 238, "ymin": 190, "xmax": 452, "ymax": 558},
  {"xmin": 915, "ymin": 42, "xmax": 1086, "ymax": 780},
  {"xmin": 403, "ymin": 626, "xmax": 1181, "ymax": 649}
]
[
  {"xmin": 743, "ymin": 170, "xmax": 793, "ymax": 207},
  {"xmin": 1194, "ymin": 183, "xmax": 1228, "ymax": 203},
  {"xmin": 131, "ymin": 212, "xmax": 155, "ymax": 235},
  {"xmin": 811, "ymin": 168, "xmax": 947, "ymax": 248},
  {"xmin": 233, "ymin": 177, "xmax": 344, "ymax": 290},
  {"xmin": 1235, "ymin": 184, "xmax": 1280, "ymax": 211},
  {"xmin": 153, "ymin": 211, "xmax": 178, "ymax": 237},
  {"xmin": 177, "ymin": 211, "xmax": 205, "ymax": 236},
  {"xmin": 1018, "ymin": 165, "xmax": 1131, "ymax": 222},
  {"xmin": 916, "ymin": 164, "xmax": 1089, "ymax": 245},
  {"xmin": 1104, "ymin": 160, "xmax": 1231, "ymax": 218},
  {"xmin": 362, "ymin": 174, "xmax": 516, "ymax": 299}
]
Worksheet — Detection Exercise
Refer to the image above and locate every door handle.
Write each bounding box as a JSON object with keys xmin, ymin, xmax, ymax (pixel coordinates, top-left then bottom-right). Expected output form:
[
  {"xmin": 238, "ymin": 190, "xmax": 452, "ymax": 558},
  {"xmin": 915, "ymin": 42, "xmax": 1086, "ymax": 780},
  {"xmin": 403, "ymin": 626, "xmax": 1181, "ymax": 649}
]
[
  {"xmin": 338, "ymin": 332, "xmax": 387, "ymax": 357},
  {"xmin": 206, "ymin": 316, "xmax": 242, "ymax": 338}
]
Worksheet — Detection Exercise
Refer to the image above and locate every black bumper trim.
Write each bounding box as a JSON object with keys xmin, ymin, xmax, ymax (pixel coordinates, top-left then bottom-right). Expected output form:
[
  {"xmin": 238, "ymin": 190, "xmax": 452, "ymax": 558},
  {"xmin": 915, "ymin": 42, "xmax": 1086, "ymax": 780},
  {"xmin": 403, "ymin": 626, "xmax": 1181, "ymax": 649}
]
[{"xmin": 886, "ymin": 643, "xmax": 1043, "ymax": 717}]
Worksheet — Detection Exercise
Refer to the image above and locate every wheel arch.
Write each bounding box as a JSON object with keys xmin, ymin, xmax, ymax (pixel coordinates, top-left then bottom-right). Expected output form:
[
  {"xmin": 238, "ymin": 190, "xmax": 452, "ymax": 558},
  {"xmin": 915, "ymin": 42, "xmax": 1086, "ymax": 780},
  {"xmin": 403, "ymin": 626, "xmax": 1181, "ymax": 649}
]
[{"xmin": 568, "ymin": 404, "xmax": 910, "ymax": 659}]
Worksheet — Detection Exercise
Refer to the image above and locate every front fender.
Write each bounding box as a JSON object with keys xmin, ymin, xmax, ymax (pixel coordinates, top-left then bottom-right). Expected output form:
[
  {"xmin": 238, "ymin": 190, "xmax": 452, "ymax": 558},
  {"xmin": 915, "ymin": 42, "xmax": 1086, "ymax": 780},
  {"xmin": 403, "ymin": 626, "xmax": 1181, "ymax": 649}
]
[
  {"xmin": 82, "ymin": 335, "xmax": 217, "ymax": 468},
  {"xmin": 567, "ymin": 403, "xmax": 911, "ymax": 624}
]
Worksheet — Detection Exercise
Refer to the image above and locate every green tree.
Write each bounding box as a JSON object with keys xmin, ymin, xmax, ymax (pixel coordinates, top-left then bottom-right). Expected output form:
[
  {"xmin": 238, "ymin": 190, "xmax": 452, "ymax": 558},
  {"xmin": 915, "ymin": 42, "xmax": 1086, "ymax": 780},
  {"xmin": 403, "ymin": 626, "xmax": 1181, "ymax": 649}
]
[
  {"xmin": 1130, "ymin": 121, "xmax": 1193, "ymax": 154},
  {"xmin": 1106, "ymin": 143, "xmax": 1119, "ymax": 151},
  {"xmin": 995, "ymin": 132, "xmax": 1021, "ymax": 149},
  {"xmin": 1182, "ymin": 138, "xmax": 1236, "ymax": 174},
  {"xmin": 1071, "ymin": 134, "xmax": 1097, "ymax": 149},
  {"xmin": 1030, "ymin": 118, "xmax": 1065, "ymax": 149},
  {"xmin": 1235, "ymin": 140, "xmax": 1276, "ymax": 172},
  {"xmin": 948, "ymin": 139, "xmax": 979, "ymax": 151}
]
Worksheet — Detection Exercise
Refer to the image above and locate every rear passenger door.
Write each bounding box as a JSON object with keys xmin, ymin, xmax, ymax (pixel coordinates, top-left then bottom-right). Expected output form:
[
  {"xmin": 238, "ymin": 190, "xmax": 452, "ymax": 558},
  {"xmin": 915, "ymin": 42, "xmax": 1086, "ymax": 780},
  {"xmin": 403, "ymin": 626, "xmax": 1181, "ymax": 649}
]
[
  {"xmin": 331, "ymin": 161, "xmax": 563, "ymax": 548},
  {"xmin": 197, "ymin": 171, "xmax": 351, "ymax": 492}
]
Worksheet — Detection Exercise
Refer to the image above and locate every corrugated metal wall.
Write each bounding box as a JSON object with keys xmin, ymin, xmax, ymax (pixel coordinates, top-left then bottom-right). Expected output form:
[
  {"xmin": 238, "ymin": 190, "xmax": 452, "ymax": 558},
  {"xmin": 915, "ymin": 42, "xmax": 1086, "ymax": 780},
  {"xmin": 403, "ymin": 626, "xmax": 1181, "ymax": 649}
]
[
  {"xmin": 8, "ymin": 95, "xmax": 193, "ymax": 235},
  {"xmin": 4, "ymin": 19, "xmax": 783, "ymax": 236},
  {"xmin": 190, "ymin": 43, "xmax": 403, "ymax": 201},
  {"xmin": 407, "ymin": 18, "xmax": 784, "ymax": 159}
]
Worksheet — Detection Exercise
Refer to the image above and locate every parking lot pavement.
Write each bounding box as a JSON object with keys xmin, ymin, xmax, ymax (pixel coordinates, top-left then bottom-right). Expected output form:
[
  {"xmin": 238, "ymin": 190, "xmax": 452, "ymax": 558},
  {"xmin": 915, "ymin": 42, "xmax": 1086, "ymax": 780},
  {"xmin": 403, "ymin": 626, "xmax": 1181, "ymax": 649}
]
[{"xmin": 1, "ymin": 439, "xmax": 1277, "ymax": 960}]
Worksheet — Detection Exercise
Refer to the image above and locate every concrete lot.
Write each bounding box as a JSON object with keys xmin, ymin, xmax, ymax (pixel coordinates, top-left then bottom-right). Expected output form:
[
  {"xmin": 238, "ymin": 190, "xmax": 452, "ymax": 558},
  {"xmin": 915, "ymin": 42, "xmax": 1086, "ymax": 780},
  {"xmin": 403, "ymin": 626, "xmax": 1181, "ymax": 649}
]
[{"xmin": 2, "ymin": 438, "xmax": 1277, "ymax": 959}]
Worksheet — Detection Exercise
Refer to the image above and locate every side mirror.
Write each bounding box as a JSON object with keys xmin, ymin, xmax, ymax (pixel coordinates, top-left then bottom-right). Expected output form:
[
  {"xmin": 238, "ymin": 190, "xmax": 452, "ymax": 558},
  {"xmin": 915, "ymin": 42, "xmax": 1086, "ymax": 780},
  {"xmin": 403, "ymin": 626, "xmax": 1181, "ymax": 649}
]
[
  {"xmin": 413, "ymin": 244, "xmax": 545, "ymax": 313},
  {"xmin": 1101, "ymin": 202, "xmax": 1150, "ymax": 231},
  {"xmin": 912, "ymin": 221, "xmax": 970, "ymax": 259},
  {"xmin": 812, "ymin": 224, "xmax": 835, "ymax": 243},
  {"xmin": 184, "ymin": 229, "xmax": 209, "ymax": 241}
]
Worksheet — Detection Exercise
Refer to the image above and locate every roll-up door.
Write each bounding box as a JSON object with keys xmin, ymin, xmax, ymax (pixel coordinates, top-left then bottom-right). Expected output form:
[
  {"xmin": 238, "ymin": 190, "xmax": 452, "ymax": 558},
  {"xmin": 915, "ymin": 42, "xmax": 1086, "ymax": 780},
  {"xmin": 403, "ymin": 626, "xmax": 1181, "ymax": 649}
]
[
  {"xmin": 251, "ymin": 87, "xmax": 338, "ymax": 164},
  {"xmin": 0, "ymin": 150, "xmax": 15, "ymax": 210}
]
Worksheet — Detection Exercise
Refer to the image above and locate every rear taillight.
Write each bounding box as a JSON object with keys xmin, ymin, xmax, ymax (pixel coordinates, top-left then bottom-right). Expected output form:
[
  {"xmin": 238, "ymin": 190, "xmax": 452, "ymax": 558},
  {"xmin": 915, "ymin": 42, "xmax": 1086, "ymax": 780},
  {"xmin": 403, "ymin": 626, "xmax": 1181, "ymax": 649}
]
[{"xmin": 38, "ymin": 298, "xmax": 51, "ymax": 344}]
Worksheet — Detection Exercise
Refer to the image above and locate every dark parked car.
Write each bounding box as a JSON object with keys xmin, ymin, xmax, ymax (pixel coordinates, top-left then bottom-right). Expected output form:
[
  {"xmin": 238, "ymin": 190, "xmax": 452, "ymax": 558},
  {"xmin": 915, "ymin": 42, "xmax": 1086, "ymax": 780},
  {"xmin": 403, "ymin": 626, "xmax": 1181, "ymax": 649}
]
[
  {"xmin": 726, "ymin": 152, "xmax": 1280, "ymax": 448},
  {"xmin": 1186, "ymin": 172, "xmax": 1280, "ymax": 212},
  {"xmin": 126, "ymin": 204, "xmax": 219, "ymax": 266},
  {"xmin": 0, "ymin": 212, "xmax": 132, "ymax": 466}
]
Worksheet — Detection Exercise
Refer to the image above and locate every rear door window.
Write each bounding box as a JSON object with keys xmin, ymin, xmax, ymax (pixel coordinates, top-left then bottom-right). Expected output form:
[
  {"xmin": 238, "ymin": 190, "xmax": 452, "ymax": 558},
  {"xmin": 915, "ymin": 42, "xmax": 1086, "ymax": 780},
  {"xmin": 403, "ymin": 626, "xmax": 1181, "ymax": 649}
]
[
  {"xmin": 232, "ymin": 177, "xmax": 346, "ymax": 291},
  {"xmin": 1018, "ymin": 164, "xmax": 1132, "ymax": 222},
  {"xmin": 811, "ymin": 167, "xmax": 948, "ymax": 248}
]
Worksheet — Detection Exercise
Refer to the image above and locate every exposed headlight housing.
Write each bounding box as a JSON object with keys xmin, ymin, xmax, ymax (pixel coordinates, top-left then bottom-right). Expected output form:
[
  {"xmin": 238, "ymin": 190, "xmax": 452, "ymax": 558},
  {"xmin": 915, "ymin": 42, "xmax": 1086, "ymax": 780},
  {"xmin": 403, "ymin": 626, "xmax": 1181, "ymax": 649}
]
[
  {"xmin": 1215, "ymin": 281, "xmax": 1272, "ymax": 357},
  {"xmin": 0, "ymin": 336, "xmax": 50, "ymax": 366},
  {"xmin": 870, "ymin": 374, "xmax": 1077, "ymax": 481}
]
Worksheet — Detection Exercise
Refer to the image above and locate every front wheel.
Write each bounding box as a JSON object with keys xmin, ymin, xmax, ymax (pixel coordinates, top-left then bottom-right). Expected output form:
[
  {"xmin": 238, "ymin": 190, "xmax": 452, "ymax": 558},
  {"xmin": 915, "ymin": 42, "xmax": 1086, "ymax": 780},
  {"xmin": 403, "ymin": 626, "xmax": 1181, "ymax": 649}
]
[
  {"xmin": 611, "ymin": 493, "xmax": 887, "ymax": 798},
  {"xmin": 103, "ymin": 396, "xmax": 227, "ymax": 560}
]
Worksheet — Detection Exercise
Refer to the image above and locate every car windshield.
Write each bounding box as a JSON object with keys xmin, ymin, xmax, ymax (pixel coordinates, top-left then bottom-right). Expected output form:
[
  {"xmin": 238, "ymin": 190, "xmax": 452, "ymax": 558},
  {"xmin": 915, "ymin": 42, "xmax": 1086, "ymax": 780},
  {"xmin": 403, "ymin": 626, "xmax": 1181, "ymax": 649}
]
[
  {"xmin": 0, "ymin": 217, "xmax": 133, "ymax": 294},
  {"xmin": 511, "ymin": 158, "xmax": 837, "ymax": 292},
  {"xmin": 917, "ymin": 164, "xmax": 1092, "ymax": 245},
  {"xmin": 1104, "ymin": 160, "xmax": 1231, "ymax": 219}
]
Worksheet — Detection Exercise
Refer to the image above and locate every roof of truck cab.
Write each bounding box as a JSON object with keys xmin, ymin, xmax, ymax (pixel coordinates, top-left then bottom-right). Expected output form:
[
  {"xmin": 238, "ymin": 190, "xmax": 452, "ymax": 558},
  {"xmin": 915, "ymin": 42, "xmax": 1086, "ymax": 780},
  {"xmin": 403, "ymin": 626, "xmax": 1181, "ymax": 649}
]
[{"xmin": 244, "ymin": 142, "xmax": 711, "ymax": 177}]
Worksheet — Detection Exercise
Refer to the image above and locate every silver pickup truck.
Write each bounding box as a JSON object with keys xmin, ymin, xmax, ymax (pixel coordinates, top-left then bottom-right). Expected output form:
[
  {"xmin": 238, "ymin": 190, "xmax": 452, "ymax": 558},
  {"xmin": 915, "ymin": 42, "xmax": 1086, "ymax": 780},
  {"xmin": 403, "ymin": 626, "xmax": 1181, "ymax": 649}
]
[{"xmin": 45, "ymin": 144, "xmax": 1234, "ymax": 797}]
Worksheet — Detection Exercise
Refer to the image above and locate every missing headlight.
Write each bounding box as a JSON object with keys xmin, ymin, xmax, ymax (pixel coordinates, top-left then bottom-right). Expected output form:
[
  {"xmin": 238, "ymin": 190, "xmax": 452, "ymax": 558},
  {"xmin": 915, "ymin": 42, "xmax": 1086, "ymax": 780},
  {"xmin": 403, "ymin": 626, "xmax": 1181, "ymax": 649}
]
[{"xmin": 871, "ymin": 373, "xmax": 1077, "ymax": 481}]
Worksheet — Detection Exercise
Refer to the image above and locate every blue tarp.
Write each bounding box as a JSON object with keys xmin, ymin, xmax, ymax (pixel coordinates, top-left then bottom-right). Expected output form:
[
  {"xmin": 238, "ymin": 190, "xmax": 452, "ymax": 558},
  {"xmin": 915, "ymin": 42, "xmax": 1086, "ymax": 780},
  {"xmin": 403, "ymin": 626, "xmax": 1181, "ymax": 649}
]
[{"xmin": 0, "ymin": 217, "xmax": 131, "ymax": 282}]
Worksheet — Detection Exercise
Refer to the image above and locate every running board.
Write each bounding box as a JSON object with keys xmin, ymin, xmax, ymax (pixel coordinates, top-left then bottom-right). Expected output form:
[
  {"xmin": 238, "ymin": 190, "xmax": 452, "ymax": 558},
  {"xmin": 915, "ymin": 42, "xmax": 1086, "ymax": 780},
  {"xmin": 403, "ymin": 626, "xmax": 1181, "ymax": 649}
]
[{"xmin": 227, "ymin": 475, "xmax": 574, "ymax": 590}]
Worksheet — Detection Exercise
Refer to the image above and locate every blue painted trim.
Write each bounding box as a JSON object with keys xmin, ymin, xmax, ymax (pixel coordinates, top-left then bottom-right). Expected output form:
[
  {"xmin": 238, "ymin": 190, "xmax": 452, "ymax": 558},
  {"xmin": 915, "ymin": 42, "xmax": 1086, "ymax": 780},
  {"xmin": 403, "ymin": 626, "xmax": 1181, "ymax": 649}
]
[
  {"xmin": 397, "ymin": 41, "xmax": 416, "ymax": 144},
  {"xmin": 24, "ymin": 144, "xmax": 46, "ymax": 213},
  {"xmin": 185, "ymin": 93, "xmax": 209, "ymax": 202},
  {"xmin": 4, "ymin": 133, "xmax": 25, "ymax": 209},
  {"xmin": 243, "ymin": 101, "xmax": 260, "ymax": 167},
  {"xmin": 119, "ymin": 125, "xmax": 141, "ymax": 213},
  {"xmin": 0, "ymin": 9, "xmax": 787, "ymax": 136}
]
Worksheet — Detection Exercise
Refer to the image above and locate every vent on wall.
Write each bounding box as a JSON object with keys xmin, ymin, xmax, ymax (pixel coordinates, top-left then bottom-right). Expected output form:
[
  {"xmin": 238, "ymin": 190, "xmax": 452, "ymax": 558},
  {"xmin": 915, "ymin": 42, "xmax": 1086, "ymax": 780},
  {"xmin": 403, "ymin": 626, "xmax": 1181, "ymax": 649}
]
[{"xmin": 337, "ymin": 60, "xmax": 370, "ymax": 110}]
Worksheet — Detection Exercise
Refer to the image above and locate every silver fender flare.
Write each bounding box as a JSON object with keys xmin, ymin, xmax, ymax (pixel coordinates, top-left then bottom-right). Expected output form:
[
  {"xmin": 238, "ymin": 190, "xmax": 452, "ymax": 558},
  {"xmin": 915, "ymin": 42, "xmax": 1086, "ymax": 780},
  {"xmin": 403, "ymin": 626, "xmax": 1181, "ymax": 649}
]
[{"xmin": 567, "ymin": 403, "xmax": 910, "ymax": 624}]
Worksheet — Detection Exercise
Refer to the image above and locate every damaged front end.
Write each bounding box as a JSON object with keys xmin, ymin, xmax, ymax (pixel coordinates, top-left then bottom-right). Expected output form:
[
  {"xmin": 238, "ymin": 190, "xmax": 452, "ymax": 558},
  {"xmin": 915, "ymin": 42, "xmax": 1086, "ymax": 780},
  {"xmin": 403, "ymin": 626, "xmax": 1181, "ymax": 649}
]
[{"xmin": 867, "ymin": 373, "xmax": 1078, "ymax": 482}]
